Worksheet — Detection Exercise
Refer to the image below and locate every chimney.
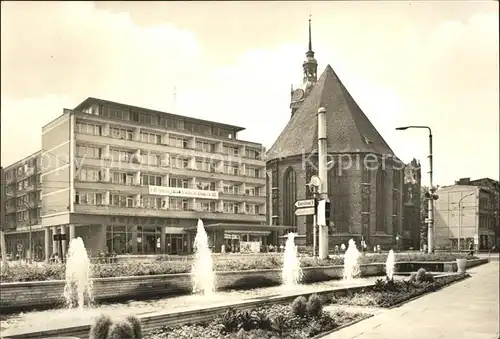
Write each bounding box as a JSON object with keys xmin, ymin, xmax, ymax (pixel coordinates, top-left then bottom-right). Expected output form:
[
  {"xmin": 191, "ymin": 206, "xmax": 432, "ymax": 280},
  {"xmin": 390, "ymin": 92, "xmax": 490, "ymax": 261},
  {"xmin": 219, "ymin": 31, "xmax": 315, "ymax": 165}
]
[{"xmin": 457, "ymin": 177, "xmax": 471, "ymax": 185}]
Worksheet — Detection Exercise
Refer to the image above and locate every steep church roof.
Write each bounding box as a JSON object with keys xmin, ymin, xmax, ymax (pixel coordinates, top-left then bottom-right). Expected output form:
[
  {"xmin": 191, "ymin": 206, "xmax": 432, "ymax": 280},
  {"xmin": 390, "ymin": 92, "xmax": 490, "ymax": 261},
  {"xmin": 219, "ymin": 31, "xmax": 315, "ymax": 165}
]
[{"xmin": 267, "ymin": 65, "xmax": 397, "ymax": 162}]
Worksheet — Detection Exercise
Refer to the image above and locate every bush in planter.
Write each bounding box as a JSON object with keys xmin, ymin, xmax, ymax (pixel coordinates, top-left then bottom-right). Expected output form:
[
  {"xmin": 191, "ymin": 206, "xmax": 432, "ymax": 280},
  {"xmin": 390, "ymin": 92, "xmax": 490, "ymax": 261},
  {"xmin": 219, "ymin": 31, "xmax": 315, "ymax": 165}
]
[
  {"xmin": 89, "ymin": 314, "xmax": 112, "ymax": 339},
  {"xmin": 89, "ymin": 314, "xmax": 142, "ymax": 339},
  {"xmin": 217, "ymin": 308, "xmax": 239, "ymax": 333},
  {"xmin": 306, "ymin": 294, "xmax": 323, "ymax": 318},
  {"xmin": 107, "ymin": 320, "xmax": 135, "ymax": 339},
  {"xmin": 410, "ymin": 268, "xmax": 434, "ymax": 284},
  {"xmin": 291, "ymin": 296, "xmax": 308, "ymax": 317}
]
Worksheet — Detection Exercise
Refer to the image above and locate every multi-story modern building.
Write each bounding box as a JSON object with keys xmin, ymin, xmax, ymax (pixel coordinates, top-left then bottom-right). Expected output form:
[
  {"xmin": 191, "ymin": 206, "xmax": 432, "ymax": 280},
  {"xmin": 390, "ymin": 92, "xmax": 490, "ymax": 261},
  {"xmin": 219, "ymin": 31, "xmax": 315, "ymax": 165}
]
[
  {"xmin": 3, "ymin": 97, "xmax": 269, "ymax": 260},
  {"xmin": 434, "ymin": 177, "xmax": 499, "ymax": 250},
  {"xmin": 2, "ymin": 152, "xmax": 43, "ymax": 260}
]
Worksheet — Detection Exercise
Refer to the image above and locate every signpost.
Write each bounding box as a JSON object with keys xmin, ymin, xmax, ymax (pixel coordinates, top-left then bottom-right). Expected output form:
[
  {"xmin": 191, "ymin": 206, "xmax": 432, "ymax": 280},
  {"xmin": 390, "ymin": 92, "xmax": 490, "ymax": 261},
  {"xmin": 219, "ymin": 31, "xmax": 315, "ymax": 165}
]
[
  {"xmin": 294, "ymin": 199, "xmax": 316, "ymax": 216},
  {"xmin": 295, "ymin": 207, "xmax": 316, "ymax": 216}
]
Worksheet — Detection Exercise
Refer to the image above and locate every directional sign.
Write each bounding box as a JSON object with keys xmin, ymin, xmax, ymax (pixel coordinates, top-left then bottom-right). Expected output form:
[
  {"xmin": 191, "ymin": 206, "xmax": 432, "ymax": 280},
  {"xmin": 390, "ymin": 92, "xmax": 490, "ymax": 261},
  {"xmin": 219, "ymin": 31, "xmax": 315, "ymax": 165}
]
[
  {"xmin": 53, "ymin": 234, "xmax": 67, "ymax": 242},
  {"xmin": 295, "ymin": 207, "xmax": 316, "ymax": 216},
  {"xmin": 294, "ymin": 199, "xmax": 315, "ymax": 209}
]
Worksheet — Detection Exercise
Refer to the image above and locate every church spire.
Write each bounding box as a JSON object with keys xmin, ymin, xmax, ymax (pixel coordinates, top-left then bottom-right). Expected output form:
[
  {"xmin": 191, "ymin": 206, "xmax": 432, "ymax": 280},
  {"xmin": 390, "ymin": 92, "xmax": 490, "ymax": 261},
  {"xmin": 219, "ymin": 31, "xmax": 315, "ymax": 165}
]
[
  {"xmin": 308, "ymin": 16, "xmax": 313, "ymax": 54},
  {"xmin": 303, "ymin": 16, "xmax": 318, "ymax": 83}
]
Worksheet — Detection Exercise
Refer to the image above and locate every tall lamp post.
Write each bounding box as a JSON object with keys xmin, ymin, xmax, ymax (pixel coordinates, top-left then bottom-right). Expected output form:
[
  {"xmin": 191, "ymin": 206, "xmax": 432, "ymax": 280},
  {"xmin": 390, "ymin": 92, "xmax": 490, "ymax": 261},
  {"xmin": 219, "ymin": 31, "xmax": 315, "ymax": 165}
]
[
  {"xmin": 396, "ymin": 125, "xmax": 437, "ymax": 254},
  {"xmin": 456, "ymin": 192, "xmax": 475, "ymax": 252}
]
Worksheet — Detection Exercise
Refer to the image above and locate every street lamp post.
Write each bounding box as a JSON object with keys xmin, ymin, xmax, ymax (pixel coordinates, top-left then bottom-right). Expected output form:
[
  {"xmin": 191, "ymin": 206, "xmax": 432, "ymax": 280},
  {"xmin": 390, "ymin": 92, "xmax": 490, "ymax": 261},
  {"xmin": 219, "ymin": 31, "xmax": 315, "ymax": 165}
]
[
  {"xmin": 456, "ymin": 192, "xmax": 475, "ymax": 252},
  {"xmin": 396, "ymin": 125, "xmax": 436, "ymax": 254}
]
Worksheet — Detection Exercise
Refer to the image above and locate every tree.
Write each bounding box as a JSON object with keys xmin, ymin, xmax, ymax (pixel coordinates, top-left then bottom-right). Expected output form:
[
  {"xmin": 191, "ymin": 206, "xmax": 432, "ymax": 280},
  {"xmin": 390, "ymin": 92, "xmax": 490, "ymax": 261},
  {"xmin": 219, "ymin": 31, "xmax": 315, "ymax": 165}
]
[{"xmin": 420, "ymin": 185, "xmax": 429, "ymax": 248}]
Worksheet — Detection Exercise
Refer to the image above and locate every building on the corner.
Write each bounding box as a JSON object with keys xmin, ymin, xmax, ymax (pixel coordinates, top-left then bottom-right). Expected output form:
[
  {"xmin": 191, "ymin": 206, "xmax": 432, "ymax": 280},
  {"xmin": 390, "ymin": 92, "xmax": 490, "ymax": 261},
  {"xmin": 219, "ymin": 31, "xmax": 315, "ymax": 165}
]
[
  {"xmin": 402, "ymin": 158, "xmax": 422, "ymax": 250},
  {"xmin": 2, "ymin": 152, "xmax": 43, "ymax": 260},
  {"xmin": 434, "ymin": 177, "xmax": 499, "ymax": 250},
  {"xmin": 3, "ymin": 97, "xmax": 273, "ymax": 260},
  {"xmin": 265, "ymin": 20, "xmax": 421, "ymax": 250}
]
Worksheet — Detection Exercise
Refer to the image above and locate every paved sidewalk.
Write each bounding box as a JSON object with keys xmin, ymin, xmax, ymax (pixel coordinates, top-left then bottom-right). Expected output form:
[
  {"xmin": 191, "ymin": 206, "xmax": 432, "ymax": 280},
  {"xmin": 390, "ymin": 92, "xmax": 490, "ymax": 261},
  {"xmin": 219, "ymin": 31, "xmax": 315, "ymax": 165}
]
[{"xmin": 324, "ymin": 262, "xmax": 500, "ymax": 339}]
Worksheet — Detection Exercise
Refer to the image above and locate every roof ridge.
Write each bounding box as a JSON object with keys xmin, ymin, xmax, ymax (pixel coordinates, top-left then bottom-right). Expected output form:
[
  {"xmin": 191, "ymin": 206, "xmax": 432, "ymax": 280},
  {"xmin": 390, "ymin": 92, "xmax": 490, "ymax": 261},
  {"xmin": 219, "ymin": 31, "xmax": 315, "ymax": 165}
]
[{"xmin": 267, "ymin": 65, "xmax": 397, "ymax": 162}]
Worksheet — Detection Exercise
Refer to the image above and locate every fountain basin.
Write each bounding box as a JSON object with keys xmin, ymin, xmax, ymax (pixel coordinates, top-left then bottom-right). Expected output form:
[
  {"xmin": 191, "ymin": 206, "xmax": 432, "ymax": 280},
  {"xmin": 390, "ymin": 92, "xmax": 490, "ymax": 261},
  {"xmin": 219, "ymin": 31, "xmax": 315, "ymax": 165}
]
[
  {"xmin": 2, "ymin": 272, "xmax": 467, "ymax": 339},
  {"xmin": 0, "ymin": 264, "xmax": 383, "ymax": 313},
  {"xmin": 0, "ymin": 259, "xmax": 488, "ymax": 313}
]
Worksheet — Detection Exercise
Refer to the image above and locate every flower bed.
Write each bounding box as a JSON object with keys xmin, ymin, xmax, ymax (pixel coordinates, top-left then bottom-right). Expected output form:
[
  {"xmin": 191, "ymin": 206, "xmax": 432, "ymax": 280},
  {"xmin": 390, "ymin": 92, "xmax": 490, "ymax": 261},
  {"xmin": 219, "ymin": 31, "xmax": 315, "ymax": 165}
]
[
  {"xmin": 146, "ymin": 294, "xmax": 368, "ymax": 339},
  {"xmin": 0, "ymin": 253, "xmax": 477, "ymax": 283},
  {"xmin": 331, "ymin": 268, "xmax": 463, "ymax": 308}
]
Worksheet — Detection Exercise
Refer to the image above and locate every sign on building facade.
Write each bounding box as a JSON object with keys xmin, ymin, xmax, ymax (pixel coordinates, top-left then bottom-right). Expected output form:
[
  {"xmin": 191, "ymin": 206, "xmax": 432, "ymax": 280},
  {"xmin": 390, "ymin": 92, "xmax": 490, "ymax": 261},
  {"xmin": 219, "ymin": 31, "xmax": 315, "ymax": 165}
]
[{"xmin": 148, "ymin": 186, "xmax": 219, "ymax": 200}]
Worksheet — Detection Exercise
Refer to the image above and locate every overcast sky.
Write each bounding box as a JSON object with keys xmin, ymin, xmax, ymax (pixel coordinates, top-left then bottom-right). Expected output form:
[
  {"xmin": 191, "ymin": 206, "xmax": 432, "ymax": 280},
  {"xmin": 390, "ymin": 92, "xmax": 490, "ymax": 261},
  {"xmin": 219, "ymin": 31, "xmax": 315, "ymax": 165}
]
[{"xmin": 1, "ymin": 1, "xmax": 498, "ymax": 186}]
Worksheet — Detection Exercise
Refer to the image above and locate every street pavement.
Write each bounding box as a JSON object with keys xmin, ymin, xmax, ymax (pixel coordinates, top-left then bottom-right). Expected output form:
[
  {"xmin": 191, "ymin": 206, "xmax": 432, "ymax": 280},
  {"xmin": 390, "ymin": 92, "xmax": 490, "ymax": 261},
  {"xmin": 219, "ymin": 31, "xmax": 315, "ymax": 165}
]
[{"xmin": 324, "ymin": 261, "xmax": 500, "ymax": 339}]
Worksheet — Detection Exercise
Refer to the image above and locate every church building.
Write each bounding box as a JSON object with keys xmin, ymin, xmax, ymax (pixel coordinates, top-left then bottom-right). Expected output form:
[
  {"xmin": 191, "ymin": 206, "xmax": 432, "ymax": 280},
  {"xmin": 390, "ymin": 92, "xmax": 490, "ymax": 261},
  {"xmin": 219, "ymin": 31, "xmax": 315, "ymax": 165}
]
[{"xmin": 265, "ymin": 19, "xmax": 421, "ymax": 249}]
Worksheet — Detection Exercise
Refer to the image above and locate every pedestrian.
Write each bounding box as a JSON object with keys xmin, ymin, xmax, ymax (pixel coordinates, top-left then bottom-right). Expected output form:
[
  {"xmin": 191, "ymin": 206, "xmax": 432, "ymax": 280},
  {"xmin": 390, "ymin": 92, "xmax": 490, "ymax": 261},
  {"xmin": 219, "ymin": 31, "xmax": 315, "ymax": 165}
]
[
  {"xmin": 334, "ymin": 245, "xmax": 339, "ymax": 255},
  {"xmin": 340, "ymin": 243, "xmax": 346, "ymax": 252},
  {"xmin": 469, "ymin": 241, "xmax": 474, "ymax": 256}
]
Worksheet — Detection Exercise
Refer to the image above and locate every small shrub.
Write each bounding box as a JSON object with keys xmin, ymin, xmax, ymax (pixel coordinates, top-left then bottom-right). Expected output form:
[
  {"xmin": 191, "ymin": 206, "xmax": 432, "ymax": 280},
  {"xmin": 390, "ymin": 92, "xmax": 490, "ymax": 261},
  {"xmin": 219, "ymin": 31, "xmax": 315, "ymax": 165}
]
[
  {"xmin": 125, "ymin": 315, "xmax": 142, "ymax": 339},
  {"xmin": 307, "ymin": 319, "xmax": 323, "ymax": 337},
  {"xmin": 424, "ymin": 272, "xmax": 435, "ymax": 283},
  {"xmin": 237, "ymin": 311, "xmax": 258, "ymax": 331},
  {"xmin": 271, "ymin": 314, "xmax": 287, "ymax": 337},
  {"xmin": 291, "ymin": 296, "xmax": 308, "ymax": 318},
  {"xmin": 218, "ymin": 308, "xmax": 239, "ymax": 333},
  {"xmin": 89, "ymin": 314, "xmax": 112, "ymax": 339},
  {"xmin": 107, "ymin": 320, "xmax": 135, "ymax": 339},
  {"xmin": 306, "ymin": 293, "xmax": 323, "ymax": 318},
  {"xmin": 416, "ymin": 268, "xmax": 427, "ymax": 282},
  {"xmin": 373, "ymin": 278, "xmax": 385, "ymax": 292},
  {"xmin": 254, "ymin": 311, "xmax": 272, "ymax": 330}
]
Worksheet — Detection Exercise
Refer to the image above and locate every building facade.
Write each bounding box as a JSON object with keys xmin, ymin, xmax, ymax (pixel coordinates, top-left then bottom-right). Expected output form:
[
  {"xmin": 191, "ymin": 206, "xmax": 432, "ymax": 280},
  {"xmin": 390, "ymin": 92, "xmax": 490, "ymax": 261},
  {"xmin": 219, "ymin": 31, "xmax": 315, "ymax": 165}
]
[
  {"xmin": 402, "ymin": 159, "xmax": 422, "ymax": 250},
  {"xmin": 4, "ymin": 98, "xmax": 268, "ymax": 260},
  {"xmin": 434, "ymin": 178, "xmax": 499, "ymax": 250},
  {"xmin": 2, "ymin": 152, "xmax": 44, "ymax": 260},
  {"xmin": 266, "ymin": 20, "xmax": 420, "ymax": 250}
]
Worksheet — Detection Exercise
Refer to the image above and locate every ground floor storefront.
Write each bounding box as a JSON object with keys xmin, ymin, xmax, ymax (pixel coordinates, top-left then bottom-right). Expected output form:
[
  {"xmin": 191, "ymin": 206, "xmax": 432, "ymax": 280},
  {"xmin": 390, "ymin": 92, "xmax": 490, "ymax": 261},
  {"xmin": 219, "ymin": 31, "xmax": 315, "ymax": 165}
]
[{"xmin": 3, "ymin": 221, "xmax": 293, "ymax": 261}]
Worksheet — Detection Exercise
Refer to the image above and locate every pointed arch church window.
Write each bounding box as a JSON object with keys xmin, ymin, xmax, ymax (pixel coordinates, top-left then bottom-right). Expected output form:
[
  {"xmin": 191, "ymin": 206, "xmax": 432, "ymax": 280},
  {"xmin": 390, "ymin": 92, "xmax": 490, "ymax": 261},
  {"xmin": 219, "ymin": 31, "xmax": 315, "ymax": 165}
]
[
  {"xmin": 283, "ymin": 166, "xmax": 297, "ymax": 228},
  {"xmin": 375, "ymin": 166, "xmax": 387, "ymax": 232}
]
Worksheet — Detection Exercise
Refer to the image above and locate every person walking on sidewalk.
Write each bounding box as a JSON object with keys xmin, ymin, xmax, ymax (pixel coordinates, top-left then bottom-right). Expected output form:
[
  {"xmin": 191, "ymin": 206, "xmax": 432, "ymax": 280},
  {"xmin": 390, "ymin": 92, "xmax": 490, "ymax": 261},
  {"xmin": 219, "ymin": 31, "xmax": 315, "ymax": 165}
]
[{"xmin": 469, "ymin": 241, "xmax": 475, "ymax": 256}]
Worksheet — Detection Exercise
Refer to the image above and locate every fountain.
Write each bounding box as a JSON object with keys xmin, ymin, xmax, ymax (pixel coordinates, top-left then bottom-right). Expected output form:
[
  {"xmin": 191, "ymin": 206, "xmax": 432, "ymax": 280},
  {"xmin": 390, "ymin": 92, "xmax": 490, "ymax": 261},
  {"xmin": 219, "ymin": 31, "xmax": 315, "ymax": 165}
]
[
  {"xmin": 63, "ymin": 237, "xmax": 93, "ymax": 309},
  {"xmin": 191, "ymin": 219, "xmax": 216, "ymax": 296},
  {"xmin": 281, "ymin": 233, "xmax": 303, "ymax": 287},
  {"xmin": 386, "ymin": 249, "xmax": 395, "ymax": 280},
  {"xmin": 343, "ymin": 239, "xmax": 361, "ymax": 280}
]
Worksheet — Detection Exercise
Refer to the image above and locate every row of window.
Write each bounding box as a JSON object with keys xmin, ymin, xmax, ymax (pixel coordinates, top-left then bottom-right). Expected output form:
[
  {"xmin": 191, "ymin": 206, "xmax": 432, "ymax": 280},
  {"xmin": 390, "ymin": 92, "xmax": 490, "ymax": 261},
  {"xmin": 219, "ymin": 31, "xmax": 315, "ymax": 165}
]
[
  {"xmin": 479, "ymin": 215, "xmax": 497, "ymax": 230},
  {"xmin": 4, "ymin": 158, "xmax": 40, "ymax": 182},
  {"xmin": 74, "ymin": 168, "xmax": 263, "ymax": 195},
  {"xmin": 81, "ymin": 104, "xmax": 235, "ymax": 139},
  {"xmin": 75, "ymin": 121, "xmax": 262, "ymax": 158},
  {"xmin": 77, "ymin": 144, "xmax": 262, "ymax": 172},
  {"xmin": 75, "ymin": 148, "xmax": 263, "ymax": 176},
  {"xmin": 6, "ymin": 208, "xmax": 41, "ymax": 222},
  {"xmin": 74, "ymin": 191, "xmax": 263, "ymax": 214},
  {"xmin": 10, "ymin": 174, "xmax": 41, "ymax": 193}
]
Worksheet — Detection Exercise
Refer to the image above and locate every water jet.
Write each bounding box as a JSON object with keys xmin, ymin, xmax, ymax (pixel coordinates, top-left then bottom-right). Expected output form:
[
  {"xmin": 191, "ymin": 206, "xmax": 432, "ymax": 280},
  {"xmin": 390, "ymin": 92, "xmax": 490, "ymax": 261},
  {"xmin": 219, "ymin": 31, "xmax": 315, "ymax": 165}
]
[
  {"xmin": 191, "ymin": 219, "xmax": 216, "ymax": 296},
  {"xmin": 281, "ymin": 233, "xmax": 303, "ymax": 287},
  {"xmin": 343, "ymin": 239, "xmax": 360, "ymax": 280}
]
